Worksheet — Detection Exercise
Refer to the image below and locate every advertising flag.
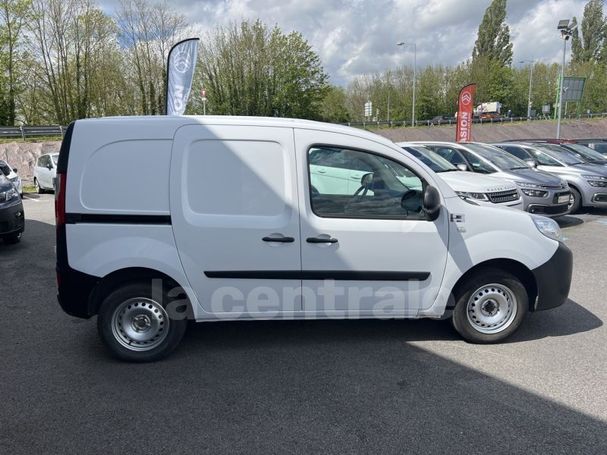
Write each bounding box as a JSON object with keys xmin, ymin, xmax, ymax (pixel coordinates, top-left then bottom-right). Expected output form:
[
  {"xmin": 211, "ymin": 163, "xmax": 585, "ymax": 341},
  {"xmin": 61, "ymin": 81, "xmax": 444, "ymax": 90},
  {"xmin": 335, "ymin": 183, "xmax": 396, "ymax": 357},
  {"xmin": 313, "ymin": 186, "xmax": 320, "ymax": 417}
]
[
  {"xmin": 166, "ymin": 38, "xmax": 199, "ymax": 116},
  {"xmin": 455, "ymin": 84, "xmax": 476, "ymax": 143}
]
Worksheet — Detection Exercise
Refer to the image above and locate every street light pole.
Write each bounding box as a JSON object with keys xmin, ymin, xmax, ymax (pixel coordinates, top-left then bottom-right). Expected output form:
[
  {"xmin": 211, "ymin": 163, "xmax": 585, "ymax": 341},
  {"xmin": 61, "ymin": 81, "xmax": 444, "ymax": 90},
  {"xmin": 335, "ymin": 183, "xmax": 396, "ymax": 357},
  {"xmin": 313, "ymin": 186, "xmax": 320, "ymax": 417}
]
[
  {"xmin": 556, "ymin": 19, "xmax": 576, "ymax": 139},
  {"xmin": 397, "ymin": 41, "xmax": 416, "ymax": 127},
  {"xmin": 556, "ymin": 37, "xmax": 567, "ymax": 139},
  {"xmin": 519, "ymin": 60, "xmax": 535, "ymax": 119}
]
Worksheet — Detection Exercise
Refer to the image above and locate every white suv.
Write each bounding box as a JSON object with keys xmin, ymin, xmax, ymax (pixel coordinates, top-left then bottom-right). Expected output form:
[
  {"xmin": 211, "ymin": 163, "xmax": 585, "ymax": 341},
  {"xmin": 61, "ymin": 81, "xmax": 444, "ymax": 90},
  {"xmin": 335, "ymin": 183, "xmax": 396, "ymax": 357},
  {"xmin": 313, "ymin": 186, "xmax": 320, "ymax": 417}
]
[
  {"xmin": 34, "ymin": 153, "xmax": 59, "ymax": 193},
  {"xmin": 55, "ymin": 116, "xmax": 572, "ymax": 361}
]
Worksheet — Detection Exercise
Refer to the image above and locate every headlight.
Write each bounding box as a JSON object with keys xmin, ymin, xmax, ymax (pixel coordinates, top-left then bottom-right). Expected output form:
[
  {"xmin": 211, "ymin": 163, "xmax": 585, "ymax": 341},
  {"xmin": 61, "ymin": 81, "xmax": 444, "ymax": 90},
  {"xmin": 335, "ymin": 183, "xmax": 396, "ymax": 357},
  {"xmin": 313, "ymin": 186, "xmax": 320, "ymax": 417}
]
[
  {"xmin": 532, "ymin": 215, "xmax": 563, "ymax": 241},
  {"xmin": 521, "ymin": 188, "xmax": 549, "ymax": 197},
  {"xmin": 582, "ymin": 174, "xmax": 607, "ymax": 187},
  {"xmin": 0, "ymin": 187, "xmax": 18, "ymax": 202},
  {"xmin": 456, "ymin": 191, "xmax": 489, "ymax": 201}
]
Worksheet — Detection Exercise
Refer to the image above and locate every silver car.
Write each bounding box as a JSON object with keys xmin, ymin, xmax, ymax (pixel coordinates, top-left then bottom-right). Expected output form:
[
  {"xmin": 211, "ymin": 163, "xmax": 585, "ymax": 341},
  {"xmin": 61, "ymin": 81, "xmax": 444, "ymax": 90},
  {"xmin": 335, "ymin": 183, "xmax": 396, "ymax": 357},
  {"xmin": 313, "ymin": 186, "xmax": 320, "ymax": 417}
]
[
  {"xmin": 415, "ymin": 142, "xmax": 571, "ymax": 217},
  {"xmin": 496, "ymin": 142, "xmax": 607, "ymax": 213}
]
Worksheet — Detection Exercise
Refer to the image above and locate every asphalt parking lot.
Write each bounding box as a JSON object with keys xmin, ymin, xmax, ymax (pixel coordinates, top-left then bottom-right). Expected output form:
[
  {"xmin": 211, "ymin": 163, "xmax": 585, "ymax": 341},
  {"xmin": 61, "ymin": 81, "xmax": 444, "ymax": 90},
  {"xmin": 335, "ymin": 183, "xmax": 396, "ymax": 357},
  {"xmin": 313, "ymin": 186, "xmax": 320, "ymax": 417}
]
[{"xmin": 2, "ymin": 194, "xmax": 607, "ymax": 454}]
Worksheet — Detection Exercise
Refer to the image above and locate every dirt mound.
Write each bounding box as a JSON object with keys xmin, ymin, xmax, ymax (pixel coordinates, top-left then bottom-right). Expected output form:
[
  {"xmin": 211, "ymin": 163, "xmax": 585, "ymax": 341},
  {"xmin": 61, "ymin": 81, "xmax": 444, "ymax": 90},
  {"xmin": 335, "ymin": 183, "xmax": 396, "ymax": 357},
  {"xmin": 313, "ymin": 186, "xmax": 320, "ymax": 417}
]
[{"xmin": 376, "ymin": 118, "xmax": 607, "ymax": 143}]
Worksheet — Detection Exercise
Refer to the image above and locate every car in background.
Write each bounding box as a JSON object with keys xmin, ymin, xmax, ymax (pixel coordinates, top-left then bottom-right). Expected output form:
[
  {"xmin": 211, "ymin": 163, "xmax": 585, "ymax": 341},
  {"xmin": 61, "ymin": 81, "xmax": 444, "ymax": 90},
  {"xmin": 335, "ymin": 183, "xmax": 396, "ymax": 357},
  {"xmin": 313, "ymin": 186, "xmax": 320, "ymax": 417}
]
[
  {"xmin": 429, "ymin": 115, "xmax": 454, "ymax": 125},
  {"xmin": 33, "ymin": 153, "xmax": 59, "ymax": 193},
  {"xmin": 413, "ymin": 141, "xmax": 571, "ymax": 217},
  {"xmin": 397, "ymin": 143, "xmax": 523, "ymax": 210},
  {"xmin": 572, "ymin": 139, "xmax": 607, "ymax": 158},
  {"xmin": 0, "ymin": 173, "xmax": 24, "ymax": 244},
  {"xmin": 556, "ymin": 142, "xmax": 607, "ymax": 166},
  {"xmin": 495, "ymin": 142, "xmax": 607, "ymax": 213},
  {"xmin": 0, "ymin": 160, "xmax": 22, "ymax": 196}
]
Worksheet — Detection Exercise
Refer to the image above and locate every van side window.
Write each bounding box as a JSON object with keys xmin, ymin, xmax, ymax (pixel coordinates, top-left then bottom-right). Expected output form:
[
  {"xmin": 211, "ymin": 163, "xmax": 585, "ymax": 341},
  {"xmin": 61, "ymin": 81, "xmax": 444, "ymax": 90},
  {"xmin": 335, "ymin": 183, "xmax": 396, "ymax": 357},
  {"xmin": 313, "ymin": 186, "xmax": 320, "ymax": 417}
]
[{"xmin": 308, "ymin": 147, "xmax": 426, "ymax": 220}]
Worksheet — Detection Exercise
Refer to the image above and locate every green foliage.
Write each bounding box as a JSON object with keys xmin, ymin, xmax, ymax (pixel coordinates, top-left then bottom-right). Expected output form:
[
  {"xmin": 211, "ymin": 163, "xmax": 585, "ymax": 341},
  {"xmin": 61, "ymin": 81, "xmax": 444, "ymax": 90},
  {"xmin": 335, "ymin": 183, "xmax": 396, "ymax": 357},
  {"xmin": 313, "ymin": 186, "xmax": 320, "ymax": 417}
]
[
  {"xmin": 191, "ymin": 20, "xmax": 328, "ymax": 119},
  {"xmin": 319, "ymin": 86, "xmax": 350, "ymax": 123},
  {"xmin": 472, "ymin": 0, "xmax": 513, "ymax": 66},
  {"xmin": 572, "ymin": 0, "xmax": 606, "ymax": 63}
]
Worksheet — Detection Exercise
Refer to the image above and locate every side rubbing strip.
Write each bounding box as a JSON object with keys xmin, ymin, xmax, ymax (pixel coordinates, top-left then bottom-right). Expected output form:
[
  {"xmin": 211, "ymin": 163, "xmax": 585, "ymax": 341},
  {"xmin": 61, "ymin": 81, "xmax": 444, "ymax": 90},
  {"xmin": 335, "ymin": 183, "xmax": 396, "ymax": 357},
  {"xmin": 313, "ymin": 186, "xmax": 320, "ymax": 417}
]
[
  {"xmin": 204, "ymin": 271, "xmax": 430, "ymax": 281},
  {"xmin": 65, "ymin": 213, "xmax": 172, "ymax": 225}
]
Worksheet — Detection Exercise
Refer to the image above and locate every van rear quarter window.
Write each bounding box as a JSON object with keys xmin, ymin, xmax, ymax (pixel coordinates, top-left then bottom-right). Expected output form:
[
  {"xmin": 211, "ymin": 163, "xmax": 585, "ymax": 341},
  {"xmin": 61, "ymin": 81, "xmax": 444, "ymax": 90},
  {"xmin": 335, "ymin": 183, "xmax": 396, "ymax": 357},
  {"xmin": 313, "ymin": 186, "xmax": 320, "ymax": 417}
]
[{"xmin": 185, "ymin": 140, "xmax": 287, "ymax": 217}]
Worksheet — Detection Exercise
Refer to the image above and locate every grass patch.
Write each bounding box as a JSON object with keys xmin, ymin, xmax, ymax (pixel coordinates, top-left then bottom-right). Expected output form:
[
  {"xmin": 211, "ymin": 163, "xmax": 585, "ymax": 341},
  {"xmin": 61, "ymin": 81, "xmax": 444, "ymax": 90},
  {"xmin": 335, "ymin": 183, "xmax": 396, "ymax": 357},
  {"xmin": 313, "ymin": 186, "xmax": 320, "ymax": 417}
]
[{"xmin": 0, "ymin": 135, "xmax": 62, "ymax": 144}]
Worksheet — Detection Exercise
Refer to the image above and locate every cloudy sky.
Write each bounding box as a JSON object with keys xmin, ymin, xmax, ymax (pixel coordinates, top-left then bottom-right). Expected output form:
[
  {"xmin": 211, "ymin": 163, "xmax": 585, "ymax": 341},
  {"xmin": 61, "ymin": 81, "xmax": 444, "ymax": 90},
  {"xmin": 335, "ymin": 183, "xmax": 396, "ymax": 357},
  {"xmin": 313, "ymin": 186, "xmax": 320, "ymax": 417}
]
[{"xmin": 102, "ymin": 0, "xmax": 588, "ymax": 85}]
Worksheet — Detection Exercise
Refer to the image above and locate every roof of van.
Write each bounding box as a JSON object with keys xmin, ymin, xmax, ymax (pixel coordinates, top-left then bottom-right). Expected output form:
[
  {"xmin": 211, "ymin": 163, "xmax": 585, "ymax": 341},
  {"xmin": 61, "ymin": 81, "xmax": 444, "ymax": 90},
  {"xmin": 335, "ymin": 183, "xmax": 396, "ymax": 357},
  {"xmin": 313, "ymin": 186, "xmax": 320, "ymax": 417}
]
[{"xmin": 75, "ymin": 115, "xmax": 397, "ymax": 149}]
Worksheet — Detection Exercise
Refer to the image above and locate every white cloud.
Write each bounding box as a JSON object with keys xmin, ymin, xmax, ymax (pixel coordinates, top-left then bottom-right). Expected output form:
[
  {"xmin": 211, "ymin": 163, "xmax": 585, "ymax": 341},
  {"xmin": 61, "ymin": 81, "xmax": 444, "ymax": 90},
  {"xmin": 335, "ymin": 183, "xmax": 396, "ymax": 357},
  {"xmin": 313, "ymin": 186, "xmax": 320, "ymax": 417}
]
[{"xmin": 101, "ymin": 0, "xmax": 590, "ymax": 84}]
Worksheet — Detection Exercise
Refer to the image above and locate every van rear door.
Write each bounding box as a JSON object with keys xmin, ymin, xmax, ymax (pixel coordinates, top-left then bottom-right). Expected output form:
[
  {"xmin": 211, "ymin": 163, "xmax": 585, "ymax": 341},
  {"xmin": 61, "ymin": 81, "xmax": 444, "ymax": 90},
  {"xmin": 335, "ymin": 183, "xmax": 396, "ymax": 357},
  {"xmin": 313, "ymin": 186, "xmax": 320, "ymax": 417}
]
[{"xmin": 170, "ymin": 124, "xmax": 302, "ymax": 317}]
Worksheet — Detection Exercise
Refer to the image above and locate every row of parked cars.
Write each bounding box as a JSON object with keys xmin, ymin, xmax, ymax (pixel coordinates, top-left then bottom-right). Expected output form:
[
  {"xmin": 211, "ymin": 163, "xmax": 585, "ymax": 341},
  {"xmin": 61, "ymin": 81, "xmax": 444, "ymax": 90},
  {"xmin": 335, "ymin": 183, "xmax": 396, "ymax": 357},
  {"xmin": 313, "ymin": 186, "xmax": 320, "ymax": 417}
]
[
  {"xmin": 390, "ymin": 139, "xmax": 607, "ymax": 217},
  {"xmin": 0, "ymin": 152, "xmax": 59, "ymax": 243}
]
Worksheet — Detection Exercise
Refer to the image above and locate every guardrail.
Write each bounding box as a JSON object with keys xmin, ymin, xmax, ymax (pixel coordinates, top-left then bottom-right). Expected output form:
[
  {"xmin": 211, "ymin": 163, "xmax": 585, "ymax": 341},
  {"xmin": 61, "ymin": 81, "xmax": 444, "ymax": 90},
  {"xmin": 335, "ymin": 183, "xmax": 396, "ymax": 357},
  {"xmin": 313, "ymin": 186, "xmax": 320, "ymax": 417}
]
[
  {"xmin": 0, "ymin": 125, "xmax": 65, "ymax": 140},
  {"xmin": 345, "ymin": 111, "xmax": 607, "ymax": 128}
]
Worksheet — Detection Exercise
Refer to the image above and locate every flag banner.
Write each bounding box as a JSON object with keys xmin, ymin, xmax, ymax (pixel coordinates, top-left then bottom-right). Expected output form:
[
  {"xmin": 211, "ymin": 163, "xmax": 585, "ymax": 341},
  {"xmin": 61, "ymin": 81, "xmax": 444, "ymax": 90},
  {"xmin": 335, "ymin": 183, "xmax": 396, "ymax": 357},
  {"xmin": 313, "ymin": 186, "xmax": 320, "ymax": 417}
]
[
  {"xmin": 456, "ymin": 83, "xmax": 476, "ymax": 143},
  {"xmin": 166, "ymin": 38, "xmax": 199, "ymax": 116}
]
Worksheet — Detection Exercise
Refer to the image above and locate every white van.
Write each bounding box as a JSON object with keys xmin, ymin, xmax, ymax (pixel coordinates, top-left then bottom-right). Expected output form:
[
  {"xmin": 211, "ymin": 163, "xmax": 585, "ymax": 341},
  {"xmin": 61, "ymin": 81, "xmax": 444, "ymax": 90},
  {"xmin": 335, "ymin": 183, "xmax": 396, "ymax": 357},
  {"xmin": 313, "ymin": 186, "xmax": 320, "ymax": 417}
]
[{"xmin": 56, "ymin": 117, "xmax": 572, "ymax": 362}]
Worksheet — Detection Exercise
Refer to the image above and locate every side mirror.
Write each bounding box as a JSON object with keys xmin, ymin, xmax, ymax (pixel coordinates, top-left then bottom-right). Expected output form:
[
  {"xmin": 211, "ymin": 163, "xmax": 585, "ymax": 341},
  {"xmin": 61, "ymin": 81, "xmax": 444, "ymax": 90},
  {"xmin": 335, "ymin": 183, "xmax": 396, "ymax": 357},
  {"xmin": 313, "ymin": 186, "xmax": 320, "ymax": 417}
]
[
  {"xmin": 12, "ymin": 168, "xmax": 17, "ymax": 173},
  {"xmin": 47, "ymin": 164, "xmax": 53, "ymax": 170},
  {"xmin": 525, "ymin": 159, "xmax": 537, "ymax": 168},
  {"xmin": 456, "ymin": 163, "xmax": 468, "ymax": 171},
  {"xmin": 423, "ymin": 185, "xmax": 441, "ymax": 221}
]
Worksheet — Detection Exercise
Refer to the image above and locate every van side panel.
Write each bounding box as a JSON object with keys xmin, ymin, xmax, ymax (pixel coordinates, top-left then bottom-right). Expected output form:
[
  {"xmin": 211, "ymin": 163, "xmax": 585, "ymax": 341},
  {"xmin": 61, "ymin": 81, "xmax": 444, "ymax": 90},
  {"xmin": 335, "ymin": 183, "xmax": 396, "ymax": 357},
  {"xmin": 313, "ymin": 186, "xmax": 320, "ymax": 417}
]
[{"xmin": 79, "ymin": 140, "xmax": 171, "ymax": 214}]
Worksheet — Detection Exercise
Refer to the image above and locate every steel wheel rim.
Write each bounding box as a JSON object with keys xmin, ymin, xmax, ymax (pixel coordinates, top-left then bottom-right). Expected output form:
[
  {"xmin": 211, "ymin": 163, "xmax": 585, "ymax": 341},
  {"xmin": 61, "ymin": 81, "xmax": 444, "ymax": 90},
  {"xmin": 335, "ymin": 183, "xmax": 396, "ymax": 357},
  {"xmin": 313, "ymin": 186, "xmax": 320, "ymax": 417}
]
[
  {"xmin": 111, "ymin": 297, "xmax": 169, "ymax": 351},
  {"xmin": 466, "ymin": 283, "xmax": 518, "ymax": 334}
]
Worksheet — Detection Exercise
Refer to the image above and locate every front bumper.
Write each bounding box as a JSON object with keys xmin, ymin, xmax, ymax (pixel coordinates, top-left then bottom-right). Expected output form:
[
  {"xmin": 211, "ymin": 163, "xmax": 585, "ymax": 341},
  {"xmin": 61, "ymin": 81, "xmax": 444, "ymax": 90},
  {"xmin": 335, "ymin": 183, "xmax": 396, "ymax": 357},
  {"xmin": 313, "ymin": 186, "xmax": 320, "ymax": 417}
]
[
  {"xmin": 531, "ymin": 242, "xmax": 573, "ymax": 311},
  {"xmin": 523, "ymin": 190, "xmax": 571, "ymax": 217},
  {"xmin": 0, "ymin": 199, "xmax": 25, "ymax": 236}
]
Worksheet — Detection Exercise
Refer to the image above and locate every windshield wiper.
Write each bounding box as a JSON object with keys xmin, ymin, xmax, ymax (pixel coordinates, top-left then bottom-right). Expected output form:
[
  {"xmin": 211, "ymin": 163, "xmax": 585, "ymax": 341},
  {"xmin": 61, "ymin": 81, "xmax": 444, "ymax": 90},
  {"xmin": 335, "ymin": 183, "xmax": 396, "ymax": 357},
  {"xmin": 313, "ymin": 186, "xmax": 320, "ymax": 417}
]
[{"xmin": 510, "ymin": 166, "xmax": 529, "ymax": 170}]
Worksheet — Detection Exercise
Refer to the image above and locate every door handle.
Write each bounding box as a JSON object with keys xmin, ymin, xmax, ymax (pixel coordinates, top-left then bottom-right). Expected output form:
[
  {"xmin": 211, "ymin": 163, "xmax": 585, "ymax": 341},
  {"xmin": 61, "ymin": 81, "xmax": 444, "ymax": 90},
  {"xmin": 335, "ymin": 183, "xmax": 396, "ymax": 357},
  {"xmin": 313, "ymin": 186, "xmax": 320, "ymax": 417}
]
[
  {"xmin": 263, "ymin": 235, "xmax": 295, "ymax": 243},
  {"xmin": 306, "ymin": 236, "xmax": 338, "ymax": 244}
]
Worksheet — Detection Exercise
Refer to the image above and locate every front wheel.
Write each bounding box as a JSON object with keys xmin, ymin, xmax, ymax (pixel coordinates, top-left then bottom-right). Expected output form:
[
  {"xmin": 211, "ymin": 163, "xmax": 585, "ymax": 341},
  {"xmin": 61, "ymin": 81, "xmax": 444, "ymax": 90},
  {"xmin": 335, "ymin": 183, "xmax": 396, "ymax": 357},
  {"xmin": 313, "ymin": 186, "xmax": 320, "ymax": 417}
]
[
  {"xmin": 568, "ymin": 187, "xmax": 582, "ymax": 214},
  {"xmin": 452, "ymin": 269, "xmax": 528, "ymax": 343},
  {"xmin": 97, "ymin": 281, "xmax": 189, "ymax": 362}
]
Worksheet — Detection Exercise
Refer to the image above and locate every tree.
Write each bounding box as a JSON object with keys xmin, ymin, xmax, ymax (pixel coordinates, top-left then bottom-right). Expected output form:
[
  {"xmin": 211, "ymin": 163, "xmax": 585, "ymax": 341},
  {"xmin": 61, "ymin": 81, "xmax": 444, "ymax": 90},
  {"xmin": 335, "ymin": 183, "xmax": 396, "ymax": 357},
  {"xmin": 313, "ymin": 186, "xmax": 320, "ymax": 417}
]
[
  {"xmin": 116, "ymin": 0, "xmax": 185, "ymax": 115},
  {"xmin": 572, "ymin": 0, "xmax": 606, "ymax": 63},
  {"xmin": 0, "ymin": 0, "xmax": 30, "ymax": 125},
  {"xmin": 319, "ymin": 86, "xmax": 350, "ymax": 123},
  {"xmin": 194, "ymin": 20, "xmax": 329, "ymax": 119},
  {"xmin": 472, "ymin": 0, "xmax": 513, "ymax": 66}
]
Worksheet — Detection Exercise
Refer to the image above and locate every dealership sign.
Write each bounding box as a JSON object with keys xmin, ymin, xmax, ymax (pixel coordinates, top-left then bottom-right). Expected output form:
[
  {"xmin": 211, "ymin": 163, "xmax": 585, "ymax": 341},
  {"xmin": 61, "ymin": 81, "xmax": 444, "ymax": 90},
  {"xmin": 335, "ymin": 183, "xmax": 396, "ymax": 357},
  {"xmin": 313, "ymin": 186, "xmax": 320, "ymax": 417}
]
[
  {"xmin": 456, "ymin": 84, "xmax": 476, "ymax": 143},
  {"xmin": 166, "ymin": 38, "xmax": 200, "ymax": 116}
]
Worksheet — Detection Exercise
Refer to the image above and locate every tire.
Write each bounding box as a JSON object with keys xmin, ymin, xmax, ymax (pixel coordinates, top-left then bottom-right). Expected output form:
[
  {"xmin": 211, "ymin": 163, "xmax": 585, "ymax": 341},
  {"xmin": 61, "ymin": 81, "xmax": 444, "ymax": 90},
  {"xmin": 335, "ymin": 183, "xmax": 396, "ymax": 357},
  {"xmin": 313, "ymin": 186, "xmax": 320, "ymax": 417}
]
[
  {"xmin": 97, "ymin": 281, "xmax": 189, "ymax": 362},
  {"xmin": 3, "ymin": 232, "xmax": 22, "ymax": 244},
  {"xmin": 34, "ymin": 178, "xmax": 44, "ymax": 194},
  {"xmin": 452, "ymin": 268, "xmax": 528, "ymax": 343},
  {"xmin": 568, "ymin": 187, "xmax": 582, "ymax": 214}
]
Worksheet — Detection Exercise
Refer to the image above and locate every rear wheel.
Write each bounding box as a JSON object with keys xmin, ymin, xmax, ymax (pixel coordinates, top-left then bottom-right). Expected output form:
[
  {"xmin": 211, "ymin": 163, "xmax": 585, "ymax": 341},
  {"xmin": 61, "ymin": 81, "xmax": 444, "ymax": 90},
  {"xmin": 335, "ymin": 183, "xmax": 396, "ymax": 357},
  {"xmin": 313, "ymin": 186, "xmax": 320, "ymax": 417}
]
[
  {"xmin": 568, "ymin": 187, "xmax": 582, "ymax": 214},
  {"xmin": 452, "ymin": 269, "xmax": 528, "ymax": 343},
  {"xmin": 97, "ymin": 281, "xmax": 189, "ymax": 362}
]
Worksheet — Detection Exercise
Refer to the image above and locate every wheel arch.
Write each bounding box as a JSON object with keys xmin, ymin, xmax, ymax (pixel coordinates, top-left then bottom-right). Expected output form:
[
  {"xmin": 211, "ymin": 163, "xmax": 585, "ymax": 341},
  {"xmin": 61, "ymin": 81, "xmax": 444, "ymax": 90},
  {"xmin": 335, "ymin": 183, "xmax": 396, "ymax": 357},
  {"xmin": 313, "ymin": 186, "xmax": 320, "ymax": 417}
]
[
  {"xmin": 449, "ymin": 258, "xmax": 538, "ymax": 311},
  {"xmin": 88, "ymin": 267, "xmax": 191, "ymax": 316}
]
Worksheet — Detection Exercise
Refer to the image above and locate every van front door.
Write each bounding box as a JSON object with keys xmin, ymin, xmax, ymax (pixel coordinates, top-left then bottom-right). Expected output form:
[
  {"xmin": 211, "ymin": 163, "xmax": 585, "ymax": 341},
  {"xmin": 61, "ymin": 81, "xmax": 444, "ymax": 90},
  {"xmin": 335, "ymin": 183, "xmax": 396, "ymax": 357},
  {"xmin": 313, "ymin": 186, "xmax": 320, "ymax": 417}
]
[
  {"xmin": 295, "ymin": 130, "xmax": 450, "ymax": 317},
  {"xmin": 170, "ymin": 124, "xmax": 302, "ymax": 318}
]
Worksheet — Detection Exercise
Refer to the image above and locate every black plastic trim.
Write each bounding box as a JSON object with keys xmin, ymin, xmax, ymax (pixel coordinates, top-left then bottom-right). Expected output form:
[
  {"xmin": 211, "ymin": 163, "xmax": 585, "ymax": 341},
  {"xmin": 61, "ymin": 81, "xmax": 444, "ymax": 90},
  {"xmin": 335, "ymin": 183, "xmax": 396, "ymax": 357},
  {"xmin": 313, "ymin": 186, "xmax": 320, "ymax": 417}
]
[
  {"xmin": 531, "ymin": 241, "xmax": 573, "ymax": 311},
  {"xmin": 56, "ymin": 122, "xmax": 74, "ymax": 174},
  {"xmin": 204, "ymin": 270, "xmax": 430, "ymax": 280},
  {"xmin": 65, "ymin": 213, "xmax": 172, "ymax": 225}
]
